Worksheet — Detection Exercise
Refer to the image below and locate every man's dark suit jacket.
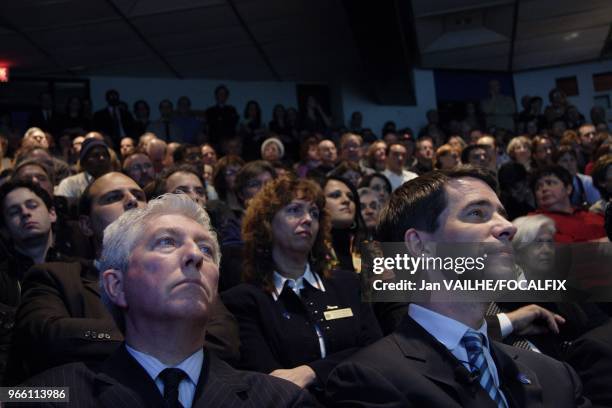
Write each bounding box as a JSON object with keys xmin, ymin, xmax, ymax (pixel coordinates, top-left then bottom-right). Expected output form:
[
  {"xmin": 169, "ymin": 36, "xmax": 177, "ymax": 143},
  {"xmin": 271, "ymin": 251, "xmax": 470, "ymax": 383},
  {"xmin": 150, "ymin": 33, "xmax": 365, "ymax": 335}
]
[
  {"xmin": 221, "ymin": 269, "xmax": 382, "ymax": 384},
  {"xmin": 92, "ymin": 107, "xmax": 135, "ymax": 146},
  {"xmin": 566, "ymin": 319, "xmax": 612, "ymax": 407},
  {"xmin": 325, "ymin": 316, "xmax": 591, "ymax": 408},
  {"xmin": 9, "ymin": 345, "xmax": 315, "ymax": 407},
  {"xmin": 10, "ymin": 260, "xmax": 240, "ymax": 383}
]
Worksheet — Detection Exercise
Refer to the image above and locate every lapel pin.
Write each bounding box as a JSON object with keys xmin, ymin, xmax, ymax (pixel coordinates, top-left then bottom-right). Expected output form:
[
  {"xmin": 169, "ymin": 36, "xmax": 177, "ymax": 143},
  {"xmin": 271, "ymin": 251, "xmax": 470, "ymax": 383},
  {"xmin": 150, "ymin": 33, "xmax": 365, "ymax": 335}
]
[{"xmin": 518, "ymin": 373, "xmax": 531, "ymax": 385}]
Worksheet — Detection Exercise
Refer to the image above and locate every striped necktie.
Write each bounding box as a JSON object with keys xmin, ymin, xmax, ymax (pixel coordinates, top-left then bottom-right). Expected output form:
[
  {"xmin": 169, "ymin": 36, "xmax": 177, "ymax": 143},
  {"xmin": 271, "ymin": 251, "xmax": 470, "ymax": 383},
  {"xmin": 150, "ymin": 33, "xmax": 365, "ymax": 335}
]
[{"xmin": 462, "ymin": 329, "xmax": 508, "ymax": 408}]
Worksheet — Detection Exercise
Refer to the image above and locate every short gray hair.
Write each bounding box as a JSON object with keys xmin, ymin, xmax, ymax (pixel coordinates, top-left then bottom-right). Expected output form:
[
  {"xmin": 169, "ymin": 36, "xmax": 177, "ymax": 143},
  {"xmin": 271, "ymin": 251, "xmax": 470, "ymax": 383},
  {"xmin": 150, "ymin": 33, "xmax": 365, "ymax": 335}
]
[
  {"xmin": 97, "ymin": 193, "xmax": 220, "ymax": 332},
  {"xmin": 512, "ymin": 214, "xmax": 556, "ymax": 252}
]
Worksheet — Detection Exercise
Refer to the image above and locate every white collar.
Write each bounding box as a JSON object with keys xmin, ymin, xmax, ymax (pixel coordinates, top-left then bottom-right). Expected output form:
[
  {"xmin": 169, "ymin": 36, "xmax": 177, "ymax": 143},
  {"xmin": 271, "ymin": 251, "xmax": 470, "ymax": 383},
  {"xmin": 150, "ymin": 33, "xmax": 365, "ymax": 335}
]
[
  {"xmin": 408, "ymin": 303, "xmax": 490, "ymax": 351},
  {"xmin": 272, "ymin": 263, "xmax": 325, "ymax": 301},
  {"xmin": 125, "ymin": 344, "xmax": 203, "ymax": 387}
]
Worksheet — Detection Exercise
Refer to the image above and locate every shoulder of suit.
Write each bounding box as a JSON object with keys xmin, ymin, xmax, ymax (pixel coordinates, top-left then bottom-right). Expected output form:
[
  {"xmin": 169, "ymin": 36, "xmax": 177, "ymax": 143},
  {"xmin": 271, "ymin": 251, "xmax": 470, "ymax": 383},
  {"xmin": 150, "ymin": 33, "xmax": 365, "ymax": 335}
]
[
  {"xmin": 493, "ymin": 340, "xmax": 568, "ymax": 369},
  {"xmin": 23, "ymin": 361, "xmax": 95, "ymax": 386},
  {"xmin": 26, "ymin": 259, "xmax": 97, "ymax": 281},
  {"xmin": 221, "ymin": 283, "xmax": 269, "ymax": 305}
]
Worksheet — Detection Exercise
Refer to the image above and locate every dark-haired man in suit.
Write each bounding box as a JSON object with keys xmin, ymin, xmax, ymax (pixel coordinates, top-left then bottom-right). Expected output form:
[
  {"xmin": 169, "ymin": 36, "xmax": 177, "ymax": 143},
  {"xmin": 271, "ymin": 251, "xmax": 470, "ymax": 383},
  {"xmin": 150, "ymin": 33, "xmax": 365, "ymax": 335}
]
[
  {"xmin": 325, "ymin": 166, "xmax": 590, "ymax": 407},
  {"xmin": 13, "ymin": 193, "xmax": 314, "ymax": 407}
]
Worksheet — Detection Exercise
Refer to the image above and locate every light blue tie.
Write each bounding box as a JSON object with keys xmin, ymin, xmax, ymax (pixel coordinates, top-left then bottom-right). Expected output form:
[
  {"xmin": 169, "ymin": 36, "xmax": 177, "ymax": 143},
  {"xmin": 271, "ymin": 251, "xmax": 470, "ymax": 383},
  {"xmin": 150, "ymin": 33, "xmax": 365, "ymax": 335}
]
[{"xmin": 462, "ymin": 329, "xmax": 508, "ymax": 408}]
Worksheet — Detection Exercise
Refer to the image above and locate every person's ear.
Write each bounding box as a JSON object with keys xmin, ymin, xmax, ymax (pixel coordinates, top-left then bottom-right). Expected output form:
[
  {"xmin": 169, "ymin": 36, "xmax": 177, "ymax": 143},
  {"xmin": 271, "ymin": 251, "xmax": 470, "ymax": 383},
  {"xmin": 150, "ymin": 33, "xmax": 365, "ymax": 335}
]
[
  {"xmin": 404, "ymin": 228, "xmax": 434, "ymax": 257},
  {"xmin": 79, "ymin": 215, "xmax": 94, "ymax": 237},
  {"xmin": 102, "ymin": 269, "xmax": 127, "ymax": 308},
  {"xmin": 48, "ymin": 207, "xmax": 58, "ymax": 224}
]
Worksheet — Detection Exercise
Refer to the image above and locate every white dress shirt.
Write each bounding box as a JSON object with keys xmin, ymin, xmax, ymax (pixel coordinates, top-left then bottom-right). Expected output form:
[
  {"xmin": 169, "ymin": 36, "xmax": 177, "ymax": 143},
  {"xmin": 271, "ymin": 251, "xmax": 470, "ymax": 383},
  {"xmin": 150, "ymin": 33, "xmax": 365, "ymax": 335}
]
[{"xmin": 126, "ymin": 345, "xmax": 203, "ymax": 408}]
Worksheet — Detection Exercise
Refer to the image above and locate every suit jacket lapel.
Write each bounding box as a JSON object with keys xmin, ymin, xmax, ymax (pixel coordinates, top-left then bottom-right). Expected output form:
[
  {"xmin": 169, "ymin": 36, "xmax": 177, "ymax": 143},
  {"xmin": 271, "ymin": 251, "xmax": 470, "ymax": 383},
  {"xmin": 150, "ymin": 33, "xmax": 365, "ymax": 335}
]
[
  {"xmin": 491, "ymin": 342, "xmax": 544, "ymax": 408},
  {"xmin": 94, "ymin": 344, "xmax": 165, "ymax": 407},
  {"xmin": 194, "ymin": 349, "xmax": 250, "ymax": 407},
  {"xmin": 393, "ymin": 316, "xmax": 497, "ymax": 407}
]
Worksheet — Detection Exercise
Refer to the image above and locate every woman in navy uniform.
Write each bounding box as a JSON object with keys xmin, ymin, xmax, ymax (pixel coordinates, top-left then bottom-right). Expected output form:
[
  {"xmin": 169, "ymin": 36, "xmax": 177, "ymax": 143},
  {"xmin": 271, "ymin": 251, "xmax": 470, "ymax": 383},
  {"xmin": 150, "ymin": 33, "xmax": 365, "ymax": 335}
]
[{"xmin": 221, "ymin": 177, "xmax": 381, "ymax": 395}]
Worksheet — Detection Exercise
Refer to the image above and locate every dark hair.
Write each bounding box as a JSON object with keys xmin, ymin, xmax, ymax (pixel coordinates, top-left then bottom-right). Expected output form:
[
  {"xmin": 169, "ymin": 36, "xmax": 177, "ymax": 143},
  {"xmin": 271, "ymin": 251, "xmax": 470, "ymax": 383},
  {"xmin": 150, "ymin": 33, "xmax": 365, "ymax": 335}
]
[
  {"xmin": 530, "ymin": 165, "xmax": 573, "ymax": 193},
  {"xmin": 498, "ymin": 162, "xmax": 528, "ymax": 191},
  {"xmin": 243, "ymin": 100, "xmax": 262, "ymax": 124},
  {"xmin": 173, "ymin": 144, "xmax": 200, "ymax": 164},
  {"xmin": 133, "ymin": 99, "xmax": 150, "ymax": 113},
  {"xmin": 322, "ymin": 176, "xmax": 367, "ymax": 236},
  {"xmin": 461, "ymin": 144, "xmax": 488, "ymax": 164},
  {"xmin": 152, "ymin": 164, "xmax": 205, "ymax": 199},
  {"xmin": 234, "ymin": 160, "xmax": 277, "ymax": 202},
  {"xmin": 212, "ymin": 155, "xmax": 245, "ymax": 201},
  {"xmin": 105, "ymin": 89, "xmax": 119, "ymax": 99},
  {"xmin": 553, "ymin": 145, "xmax": 577, "ymax": 164},
  {"xmin": 376, "ymin": 166, "xmax": 497, "ymax": 242},
  {"xmin": 159, "ymin": 99, "xmax": 173, "ymax": 109},
  {"xmin": 299, "ymin": 136, "xmax": 320, "ymax": 162},
  {"xmin": 359, "ymin": 173, "xmax": 392, "ymax": 195},
  {"xmin": 592, "ymin": 154, "xmax": 612, "ymax": 200},
  {"xmin": 242, "ymin": 177, "xmax": 332, "ymax": 292},
  {"xmin": 327, "ymin": 161, "xmax": 362, "ymax": 187},
  {"xmin": 177, "ymin": 96, "xmax": 191, "ymax": 106},
  {"xmin": 214, "ymin": 85, "xmax": 229, "ymax": 97},
  {"xmin": 0, "ymin": 180, "xmax": 54, "ymax": 227}
]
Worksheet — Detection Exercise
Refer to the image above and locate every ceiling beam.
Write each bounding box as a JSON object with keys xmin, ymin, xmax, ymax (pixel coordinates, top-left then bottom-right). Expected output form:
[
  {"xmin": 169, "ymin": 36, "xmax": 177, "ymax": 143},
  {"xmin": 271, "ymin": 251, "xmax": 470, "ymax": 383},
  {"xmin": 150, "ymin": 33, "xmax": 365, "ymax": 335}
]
[
  {"xmin": 0, "ymin": 15, "xmax": 77, "ymax": 76},
  {"xmin": 507, "ymin": 0, "xmax": 520, "ymax": 71},
  {"xmin": 225, "ymin": 0, "xmax": 281, "ymax": 81},
  {"xmin": 104, "ymin": 0, "xmax": 183, "ymax": 79}
]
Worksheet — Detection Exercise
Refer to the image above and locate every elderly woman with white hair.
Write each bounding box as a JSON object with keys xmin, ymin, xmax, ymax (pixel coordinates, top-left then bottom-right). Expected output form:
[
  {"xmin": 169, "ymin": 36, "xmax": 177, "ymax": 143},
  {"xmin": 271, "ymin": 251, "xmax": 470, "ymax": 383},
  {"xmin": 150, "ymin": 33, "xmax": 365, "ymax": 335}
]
[
  {"xmin": 261, "ymin": 137, "xmax": 285, "ymax": 163},
  {"xmin": 512, "ymin": 214, "xmax": 557, "ymax": 280}
]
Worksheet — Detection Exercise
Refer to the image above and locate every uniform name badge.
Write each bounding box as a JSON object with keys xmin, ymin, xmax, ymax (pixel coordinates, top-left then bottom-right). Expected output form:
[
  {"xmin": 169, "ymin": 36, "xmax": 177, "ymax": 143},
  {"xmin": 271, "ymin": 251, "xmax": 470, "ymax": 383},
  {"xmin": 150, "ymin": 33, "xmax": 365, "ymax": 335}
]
[{"xmin": 323, "ymin": 307, "xmax": 354, "ymax": 321}]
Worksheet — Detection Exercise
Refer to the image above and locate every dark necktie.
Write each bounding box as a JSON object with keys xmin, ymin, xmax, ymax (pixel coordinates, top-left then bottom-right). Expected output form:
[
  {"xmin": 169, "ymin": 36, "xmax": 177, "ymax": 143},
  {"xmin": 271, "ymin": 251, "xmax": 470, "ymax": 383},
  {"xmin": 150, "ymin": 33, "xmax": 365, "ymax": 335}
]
[
  {"xmin": 159, "ymin": 368, "xmax": 186, "ymax": 408},
  {"xmin": 165, "ymin": 121, "xmax": 171, "ymax": 140}
]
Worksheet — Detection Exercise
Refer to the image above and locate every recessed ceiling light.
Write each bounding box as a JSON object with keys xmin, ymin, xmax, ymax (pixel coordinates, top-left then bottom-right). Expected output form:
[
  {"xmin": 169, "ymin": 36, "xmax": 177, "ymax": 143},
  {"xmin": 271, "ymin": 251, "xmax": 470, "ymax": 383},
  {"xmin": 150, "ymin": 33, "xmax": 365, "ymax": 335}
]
[{"xmin": 564, "ymin": 32, "xmax": 580, "ymax": 41}]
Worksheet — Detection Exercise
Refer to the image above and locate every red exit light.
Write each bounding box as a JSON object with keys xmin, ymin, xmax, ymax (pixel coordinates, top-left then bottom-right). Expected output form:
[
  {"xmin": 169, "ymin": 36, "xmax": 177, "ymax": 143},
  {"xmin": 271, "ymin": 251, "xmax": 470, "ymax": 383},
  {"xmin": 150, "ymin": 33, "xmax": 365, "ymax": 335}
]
[{"xmin": 0, "ymin": 66, "xmax": 9, "ymax": 82}]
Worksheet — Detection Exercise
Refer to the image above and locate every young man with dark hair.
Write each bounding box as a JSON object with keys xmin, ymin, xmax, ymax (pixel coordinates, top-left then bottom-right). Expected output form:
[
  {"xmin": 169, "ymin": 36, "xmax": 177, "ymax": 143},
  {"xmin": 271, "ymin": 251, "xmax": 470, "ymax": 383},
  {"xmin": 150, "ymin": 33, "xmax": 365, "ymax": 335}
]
[
  {"xmin": 326, "ymin": 166, "xmax": 590, "ymax": 407},
  {"xmin": 0, "ymin": 180, "xmax": 65, "ymax": 384},
  {"xmin": 383, "ymin": 143, "xmax": 418, "ymax": 191}
]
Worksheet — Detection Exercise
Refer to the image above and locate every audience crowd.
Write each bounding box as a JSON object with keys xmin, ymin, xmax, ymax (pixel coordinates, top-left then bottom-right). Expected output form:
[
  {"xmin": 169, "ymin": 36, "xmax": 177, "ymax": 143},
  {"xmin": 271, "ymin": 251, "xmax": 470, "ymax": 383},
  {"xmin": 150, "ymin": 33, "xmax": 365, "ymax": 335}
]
[{"xmin": 0, "ymin": 82, "xmax": 611, "ymax": 407}]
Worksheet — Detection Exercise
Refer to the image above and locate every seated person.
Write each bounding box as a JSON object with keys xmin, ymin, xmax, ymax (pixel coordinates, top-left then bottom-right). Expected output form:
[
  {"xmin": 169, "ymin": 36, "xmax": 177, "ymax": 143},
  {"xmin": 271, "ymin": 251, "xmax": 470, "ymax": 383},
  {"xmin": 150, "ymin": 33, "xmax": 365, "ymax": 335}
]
[
  {"xmin": 122, "ymin": 152, "xmax": 155, "ymax": 189},
  {"xmin": 14, "ymin": 194, "xmax": 314, "ymax": 407},
  {"xmin": 321, "ymin": 176, "xmax": 368, "ymax": 272},
  {"xmin": 222, "ymin": 177, "xmax": 382, "ymax": 392},
  {"xmin": 553, "ymin": 146, "xmax": 600, "ymax": 208},
  {"xmin": 529, "ymin": 165, "xmax": 606, "ymax": 242},
  {"xmin": 55, "ymin": 138, "xmax": 113, "ymax": 199},
  {"xmin": 12, "ymin": 160, "xmax": 94, "ymax": 257},
  {"xmin": 358, "ymin": 187, "xmax": 382, "ymax": 236},
  {"xmin": 11, "ymin": 173, "xmax": 238, "ymax": 383},
  {"xmin": 0, "ymin": 181, "xmax": 67, "ymax": 384},
  {"xmin": 151, "ymin": 164, "xmax": 207, "ymax": 209},
  {"xmin": 325, "ymin": 166, "xmax": 590, "ymax": 407}
]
